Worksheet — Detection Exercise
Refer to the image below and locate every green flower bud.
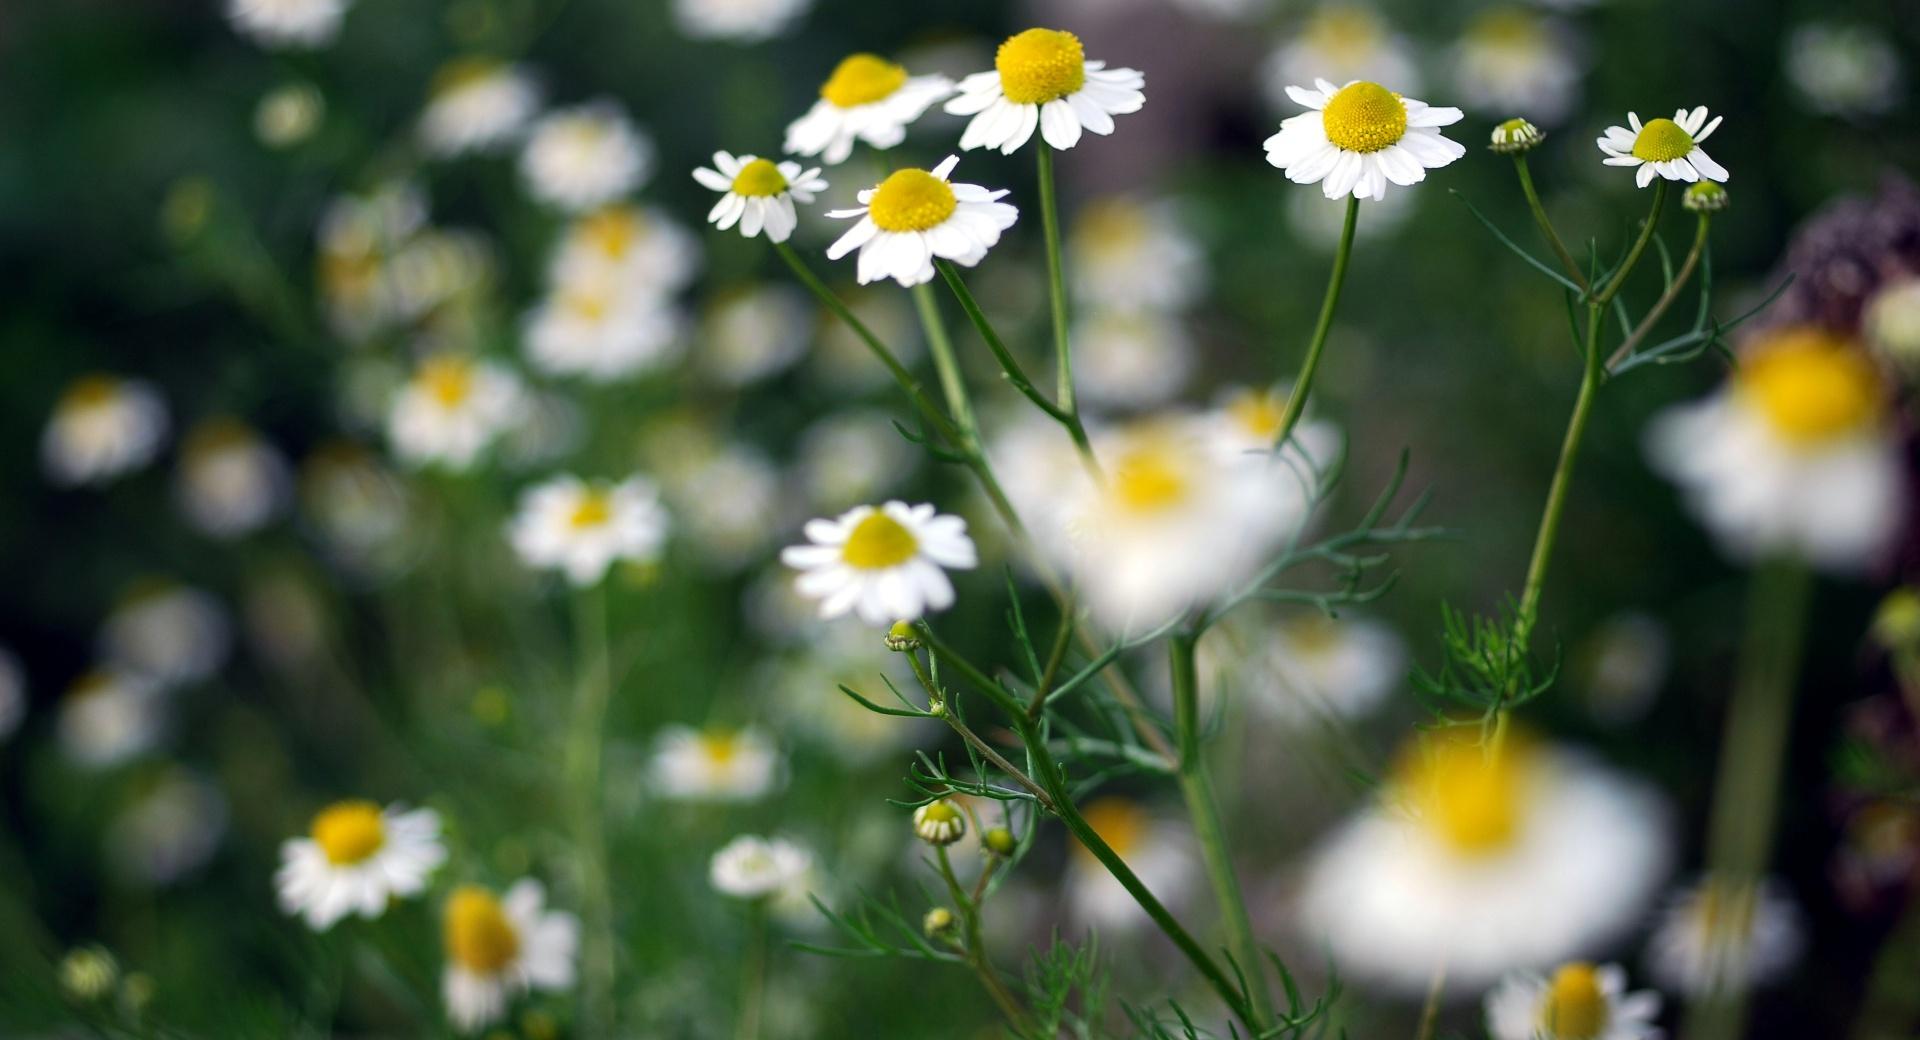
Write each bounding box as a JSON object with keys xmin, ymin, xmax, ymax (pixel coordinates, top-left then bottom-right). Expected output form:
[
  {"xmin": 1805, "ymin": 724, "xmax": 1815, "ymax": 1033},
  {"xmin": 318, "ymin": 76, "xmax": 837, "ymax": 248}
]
[
  {"xmin": 1682, "ymin": 182, "xmax": 1729, "ymax": 213},
  {"xmin": 1489, "ymin": 118, "xmax": 1544, "ymax": 154},
  {"xmin": 922, "ymin": 906, "xmax": 956, "ymax": 938},
  {"xmin": 983, "ymin": 826, "xmax": 1017, "ymax": 857},
  {"xmin": 913, "ymin": 799, "xmax": 966, "ymax": 846},
  {"xmin": 885, "ymin": 620, "xmax": 923, "ymax": 652}
]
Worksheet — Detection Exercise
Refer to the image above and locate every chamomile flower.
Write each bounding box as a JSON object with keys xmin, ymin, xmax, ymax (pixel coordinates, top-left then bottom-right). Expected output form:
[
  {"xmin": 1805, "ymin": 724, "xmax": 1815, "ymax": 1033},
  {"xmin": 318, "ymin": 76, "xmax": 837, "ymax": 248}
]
[
  {"xmin": 1785, "ymin": 23, "xmax": 1903, "ymax": 117},
  {"xmin": 57, "ymin": 669, "xmax": 165, "ymax": 769},
  {"xmin": 42, "ymin": 374, "xmax": 169, "ymax": 487},
  {"xmin": 1485, "ymin": 962, "xmax": 1663, "ymax": 1040},
  {"xmin": 795, "ymin": 411, "xmax": 914, "ymax": 510},
  {"xmin": 419, "ymin": 59, "xmax": 540, "ymax": 158},
  {"xmin": 226, "ymin": 0, "xmax": 349, "ymax": 49},
  {"xmin": 786, "ymin": 54, "xmax": 954, "ymax": 165},
  {"xmin": 523, "ymin": 279, "xmax": 682, "ymax": 382},
  {"xmin": 697, "ymin": 285, "xmax": 812, "ymax": 386},
  {"xmin": 276, "ymin": 800, "xmax": 446, "ymax": 930},
  {"xmin": 1068, "ymin": 197, "xmax": 1207, "ymax": 312},
  {"xmin": 175, "ymin": 417, "xmax": 290, "ymax": 538},
  {"xmin": 549, "ymin": 205, "xmax": 700, "ymax": 301},
  {"xmin": 1645, "ymin": 876, "xmax": 1803, "ymax": 998},
  {"xmin": 1207, "ymin": 611, "xmax": 1404, "ymax": 726},
  {"xmin": 659, "ymin": 444, "xmax": 785, "ymax": 569},
  {"xmin": 1596, "ymin": 107, "xmax": 1728, "ymax": 188},
  {"xmin": 387, "ymin": 355, "xmax": 524, "ymax": 469},
  {"xmin": 99, "ymin": 582, "xmax": 231, "ymax": 689},
  {"xmin": 441, "ymin": 881, "xmax": 579, "ymax": 1034},
  {"xmin": 254, "ymin": 82, "xmax": 324, "ymax": 147},
  {"xmin": 1265, "ymin": 78, "xmax": 1466, "ymax": 201},
  {"xmin": 1449, "ymin": 8, "xmax": 1583, "ymax": 127},
  {"xmin": 519, "ymin": 104, "xmax": 652, "ymax": 213},
  {"xmin": 824, "ymin": 155, "xmax": 1018, "ymax": 288},
  {"xmin": 1262, "ymin": 6, "xmax": 1422, "ymax": 110},
  {"xmin": 780, "ymin": 501, "xmax": 977, "ymax": 626},
  {"xmin": 299, "ymin": 442, "xmax": 412, "ymax": 574},
  {"xmin": 106, "ymin": 770, "xmax": 228, "ymax": 888},
  {"xmin": 710, "ymin": 834, "xmax": 813, "ymax": 899},
  {"xmin": 671, "ymin": 0, "xmax": 812, "ymax": 43},
  {"xmin": 507, "ymin": 474, "xmax": 670, "ymax": 586},
  {"xmin": 1645, "ymin": 328, "xmax": 1904, "ymax": 571},
  {"xmin": 1297, "ymin": 735, "xmax": 1672, "ymax": 993},
  {"xmin": 945, "ymin": 28, "xmax": 1146, "ymax": 153},
  {"xmin": 651, "ymin": 725, "xmax": 782, "ymax": 802},
  {"xmin": 1073, "ymin": 310, "xmax": 1195, "ymax": 411},
  {"xmin": 1065, "ymin": 798, "xmax": 1197, "ymax": 931},
  {"xmin": 692, "ymin": 152, "xmax": 827, "ymax": 244}
]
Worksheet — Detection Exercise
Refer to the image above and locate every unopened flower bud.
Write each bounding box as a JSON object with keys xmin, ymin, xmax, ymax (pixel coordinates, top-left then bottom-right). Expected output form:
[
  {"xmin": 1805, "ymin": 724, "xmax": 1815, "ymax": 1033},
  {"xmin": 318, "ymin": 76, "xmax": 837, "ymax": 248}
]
[
  {"xmin": 1682, "ymin": 182, "xmax": 1729, "ymax": 213},
  {"xmin": 885, "ymin": 620, "xmax": 922, "ymax": 652},
  {"xmin": 912, "ymin": 799, "xmax": 967, "ymax": 846},
  {"xmin": 922, "ymin": 906, "xmax": 956, "ymax": 938},
  {"xmin": 983, "ymin": 826, "xmax": 1017, "ymax": 857},
  {"xmin": 1489, "ymin": 118, "xmax": 1544, "ymax": 154}
]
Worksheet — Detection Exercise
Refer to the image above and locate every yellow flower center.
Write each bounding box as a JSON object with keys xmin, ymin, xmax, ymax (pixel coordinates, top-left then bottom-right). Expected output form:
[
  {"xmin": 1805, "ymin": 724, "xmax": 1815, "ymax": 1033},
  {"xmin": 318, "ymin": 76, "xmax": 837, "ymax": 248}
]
[
  {"xmin": 184, "ymin": 417, "xmax": 254, "ymax": 459},
  {"xmin": 1631, "ymin": 117, "xmax": 1696, "ymax": 162},
  {"xmin": 65, "ymin": 375, "xmax": 122, "ymax": 409},
  {"xmin": 1111, "ymin": 444, "xmax": 1190, "ymax": 515},
  {"xmin": 1226, "ymin": 388, "xmax": 1287, "ymax": 441},
  {"xmin": 1076, "ymin": 200, "xmax": 1149, "ymax": 255},
  {"xmin": 310, "ymin": 800, "xmax": 387, "ymax": 865},
  {"xmin": 1737, "ymin": 328, "xmax": 1882, "ymax": 444},
  {"xmin": 1078, "ymin": 797, "xmax": 1148, "ymax": 861},
  {"xmin": 562, "ymin": 289, "xmax": 612, "ymax": 322},
  {"xmin": 841, "ymin": 510, "xmax": 920, "ymax": 569},
  {"xmin": 1397, "ymin": 736, "xmax": 1526, "ymax": 856},
  {"xmin": 919, "ymin": 800, "xmax": 963, "ymax": 826},
  {"xmin": 1538, "ymin": 963, "xmax": 1609, "ymax": 1039},
  {"xmin": 1468, "ymin": 8, "xmax": 1546, "ymax": 50},
  {"xmin": 699, "ymin": 731, "xmax": 740, "ymax": 765},
  {"xmin": 432, "ymin": 57, "xmax": 502, "ymax": 95},
  {"xmin": 569, "ymin": 490, "xmax": 613, "ymax": 529},
  {"xmin": 578, "ymin": 207, "xmax": 639, "ymax": 258},
  {"xmin": 419, "ymin": 357, "xmax": 474, "ymax": 408},
  {"xmin": 444, "ymin": 886, "xmax": 521, "ymax": 974},
  {"xmin": 1283, "ymin": 614, "xmax": 1341, "ymax": 657},
  {"xmin": 820, "ymin": 53, "xmax": 909, "ymax": 108},
  {"xmin": 867, "ymin": 169, "xmax": 958, "ymax": 232},
  {"xmin": 1306, "ymin": 7, "xmax": 1382, "ymax": 61},
  {"xmin": 996, "ymin": 28, "xmax": 1087, "ymax": 105},
  {"xmin": 730, "ymin": 158, "xmax": 789, "ymax": 199},
  {"xmin": 1322, "ymin": 81, "xmax": 1407, "ymax": 154}
]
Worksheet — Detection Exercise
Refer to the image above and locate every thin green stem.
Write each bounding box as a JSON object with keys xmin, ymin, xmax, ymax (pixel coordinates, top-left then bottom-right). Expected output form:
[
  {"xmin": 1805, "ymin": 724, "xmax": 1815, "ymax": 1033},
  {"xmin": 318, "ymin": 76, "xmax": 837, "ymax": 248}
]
[
  {"xmin": 906, "ymin": 645, "xmax": 1056, "ymax": 810},
  {"xmin": 1849, "ymin": 891, "xmax": 1920, "ymax": 1040},
  {"xmin": 910, "ymin": 282, "xmax": 1029, "ymax": 540},
  {"xmin": 565, "ymin": 586, "xmax": 616, "ymax": 1037},
  {"xmin": 1511, "ymin": 154, "xmax": 1586, "ymax": 291},
  {"xmin": 1271, "ymin": 195, "xmax": 1360, "ymax": 451},
  {"xmin": 734, "ymin": 900, "xmax": 766, "ymax": 1040},
  {"xmin": 937, "ymin": 847, "xmax": 1033, "ymax": 1033},
  {"xmin": 1606, "ymin": 212, "xmax": 1710, "ymax": 371},
  {"xmin": 1036, "ymin": 145, "xmax": 1074, "ymax": 414},
  {"xmin": 1594, "ymin": 180, "xmax": 1668, "ymax": 307}
]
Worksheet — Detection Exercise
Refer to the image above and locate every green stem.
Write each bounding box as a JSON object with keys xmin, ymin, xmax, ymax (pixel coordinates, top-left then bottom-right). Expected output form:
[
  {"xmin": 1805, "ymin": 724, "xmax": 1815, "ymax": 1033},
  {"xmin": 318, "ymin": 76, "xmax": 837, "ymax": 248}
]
[
  {"xmin": 1036, "ymin": 145, "xmax": 1074, "ymax": 414},
  {"xmin": 735, "ymin": 900, "xmax": 766, "ymax": 1040},
  {"xmin": 910, "ymin": 282, "xmax": 1028, "ymax": 540},
  {"xmin": 937, "ymin": 847, "xmax": 1033, "ymax": 1033},
  {"xmin": 1271, "ymin": 195, "xmax": 1359, "ymax": 451},
  {"xmin": 1594, "ymin": 180, "xmax": 1668, "ymax": 307},
  {"xmin": 1849, "ymin": 892, "xmax": 1920, "ymax": 1040},
  {"xmin": 1169, "ymin": 634, "xmax": 1274, "ymax": 1028},
  {"xmin": 565, "ymin": 586, "xmax": 616, "ymax": 1037},
  {"xmin": 1511, "ymin": 154, "xmax": 1586, "ymax": 291},
  {"xmin": 1606, "ymin": 212, "xmax": 1710, "ymax": 371}
]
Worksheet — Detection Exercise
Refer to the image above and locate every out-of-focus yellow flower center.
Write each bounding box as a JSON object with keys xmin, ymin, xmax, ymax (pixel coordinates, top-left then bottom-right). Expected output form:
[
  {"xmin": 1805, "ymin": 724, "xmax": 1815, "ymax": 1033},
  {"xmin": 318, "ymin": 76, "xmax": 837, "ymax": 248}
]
[
  {"xmin": 868, "ymin": 169, "xmax": 957, "ymax": 232},
  {"xmin": 1283, "ymin": 614, "xmax": 1342, "ymax": 657},
  {"xmin": 444, "ymin": 886, "xmax": 520, "ymax": 974},
  {"xmin": 419, "ymin": 357, "xmax": 475, "ymax": 408},
  {"xmin": 432, "ymin": 57, "xmax": 502, "ymax": 95},
  {"xmin": 1467, "ymin": 8, "xmax": 1546, "ymax": 50},
  {"xmin": 1737, "ymin": 329, "xmax": 1882, "ymax": 444},
  {"xmin": 841, "ymin": 510, "xmax": 919, "ymax": 569},
  {"xmin": 310, "ymin": 800, "xmax": 386, "ymax": 865},
  {"xmin": 1112, "ymin": 443, "xmax": 1190, "ymax": 514},
  {"xmin": 1631, "ymin": 117, "xmax": 1695, "ymax": 162},
  {"xmin": 1227, "ymin": 388, "xmax": 1288, "ymax": 441},
  {"xmin": 1322, "ymin": 81, "xmax": 1407, "ymax": 153},
  {"xmin": 578, "ymin": 207, "xmax": 639, "ymax": 258},
  {"xmin": 1538, "ymin": 962, "xmax": 1609, "ymax": 1039},
  {"xmin": 699, "ymin": 731, "xmax": 741, "ymax": 765},
  {"xmin": 821, "ymin": 53, "xmax": 909, "ymax": 108},
  {"xmin": 730, "ymin": 159, "xmax": 789, "ymax": 198},
  {"xmin": 1397, "ymin": 736, "xmax": 1526, "ymax": 856},
  {"xmin": 1305, "ymin": 7, "xmax": 1383, "ymax": 60},
  {"xmin": 184, "ymin": 417, "xmax": 254, "ymax": 460},
  {"xmin": 996, "ymin": 28, "xmax": 1086, "ymax": 105},
  {"xmin": 568, "ymin": 490, "xmax": 613, "ymax": 529},
  {"xmin": 1079, "ymin": 797, "xmax": 1148, "ymax": 860},
  {"xmin": 1692, "ymin": 878, "xmax": 1758, "ymax": 942},
  {"xmin": 65, "ymin": 375, "xmax": 122, "ymax": 409},
  {"xmin": 562, "ymin": 289, "xmax": 612, "ymax": 322}
]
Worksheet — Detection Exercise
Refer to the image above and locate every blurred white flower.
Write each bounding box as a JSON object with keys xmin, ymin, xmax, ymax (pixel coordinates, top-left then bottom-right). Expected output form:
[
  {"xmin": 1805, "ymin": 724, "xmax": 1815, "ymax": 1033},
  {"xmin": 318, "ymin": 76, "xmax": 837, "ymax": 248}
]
[
  {"xmin": 1581, "ymin": 611, "xmax": 1670, "ymax": 726},
  {"xmin": 226, "ymin": 0, "xmax": 349, "ymax": 49},
  {"xmin": 1646, "ymin": 329, "xmax": 1904, "ymax": 571},
  {"xmin": 786, "ymin": 54, "xmax": 953, "ymax": 165},
  {"xmin": 946, "ymin": 28, "xmax": 1146, "ymax": 154},
  {"xmin": 795, "ymin": 411, "xmax": 913, "ymax": 511},
  {"xmin": 276, "ymin": 800, "xmax": 445, "ymax": 930},
  {"xmin": 419, "ymin": 59, "xmax": 540, "ymax": 158},
  {"xmin": 1646, "ymin": 876, "xmax": 1802, "ymax": 999},
  {"xmin": 1597, "ymin": 108, "xmax": 1728, "ymax": 188},
  {"xmin": 1204, "ymin": 610, "xmax": 1403, "ymax": 726},
  {"xmin": 1166, "ymin": 0, "xmax": 1272, "ymax": 21},
  {"xmin": 1866, "ymin": 277, "xmax": 1920, "ymax": 376},
  {"xmin": 107, "ymin": 770, "xmax": 228, "ymax": 887},
  {"xmin": 692, "ymin": 152, "xmax": 827, "ymax": 244},
  {"xmin": 1065, "ymin": 798, "xmax": 1196, "ymax": 931},
  {"xmin": 441, "ymin": 880, "xmax": 579, "ymax": 1034},
  {"xmin": 243, "ymin": 570, "xmax": 329, "ymax": 671},
  {"xmin": 781, "ymin": 501, "xmax": 978, "ymax": 626},
  {"xmin": 762, "ymin": 635, "xmax": 933, "ymax": 763},
  {"xmin": 699, "ymin": 286, "xmax": 812, "ymax": 386},
  {"xmin": 0, "ymin": 648, "xmax": 24, "ymax": 743},
  {"xmin": 299, "ymin": 441, "xmax": 413, "ymax": 574},
  {"xmin": 99, "ymin": 582, "xmax": 231, "ymax": 689},
  {"xmin": 57, "ymin": 669, "xmax": 165, "ymax": 769},
  {"xmin": 1262, "ymin": 6, "xmax": 1421, "ymax": 110},
  {"xmin": 520, "ymin": 103, "xmax": 652, "ymax": 212},
  {"xmin": 175, "ymin": 417, "xmax": 290, "ymax": 539},
  {"xmin": 671, "ymin": 0, "xmax": 812, "ymax": 43},
  {"xmin": 42, "ymin": 374, "xmax": 168, "ymax": 487},
  {"xmin": 651, "ymin": 725, "xmax": 782, "ymax": 801},
  {"xmin": 524, "ymin": 279, "xmax": 682, "ymax": 382},
  {"xmin": 254, "ymin": 82, "xmax": 324, "ymax": 147},
  {"xmin": 507, "ymin": 474, "xmax": 670, "ymax": 586},
  {"xmin": 550, "ymin": 205, "xmax": 700, "ymax": 303},
  {"xmin": 1785, "ymin": 23, "xmax": 1903, "ymax": 117},
  {"xmin": 825, "ymin": 156, "xmax": 1018, "ymax": 287},
  {"xmin": 387, "ymin": 355, "xmax": 524, "ymax": 470},
  {"xmin": 710, "ymin": 834, "xmax": 812, "ymax": 899},
  {"xmin": 1297, "ymin": 736, "xmax": 1672, "ymax": 994},
  {"xmin": 1265, "ymin": 78, "xmax": 1466, "ymax": 201},
  {"xmin": 1449, "ymin": 8, "xmax": 1582, "ymax": 127},
  {"xmin": 1484, "ymin": 962, "xmax": 1662, "ymax": 1040},
  {"xmin": 661, "ymin": 445, "xmax": 784, "ymax": 569},
  {"xmin": 1068, "ymin": 198, "xmax": 1206, "ymax": 312},
  {"xmin": 1072, "ymin": 309, "xmax": 1194, "ymax": 411}
]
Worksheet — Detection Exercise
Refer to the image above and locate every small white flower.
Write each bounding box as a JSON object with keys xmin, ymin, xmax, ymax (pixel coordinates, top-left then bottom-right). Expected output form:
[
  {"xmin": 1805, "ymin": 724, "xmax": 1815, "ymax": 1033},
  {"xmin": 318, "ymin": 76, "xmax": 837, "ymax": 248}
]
[
  {"xmin": 441, "ymin": 880, "xmax": 579, "ymax": 1034},
  {"xmin": 419, "ymin": 59, "xmax": 541, "ymax": 158},
  {"xmin": 175, "ymin": 418, "xmax": 290, "ymax": 538},
  {"xmin": 1261, "ymin": 6, "xmax": 1422, "ymax": 110},
  {"xmin": 1785, "ymin": 22, "xmax": 1904, "ymax": 117},
  {"xmin": 825, "ymin": 155, "xmax": 1018, "ymax": 288},
  {"xmin": 386, "ymin": 355, "xmax": 524, "ymax": 470},
  {"xmin": 99, "ymin": 583, "xmax": 231, "ymax": 690},
  {"xmin": 520, "ymin": 103, "xmax": 653, "ymax": 212},
  {"xmin": 692, "ymin": 151, "xmax": 826, "ymax": 244},
  {"xmin": 299, "ymin": 442, "xmax": 412, "ymax": 574},
  {"xmin": 1068, "ymin": 197, "xmax": 1207, "ymax": 312},
  {"xmin": 698, "ymin": 286, "xmax": 812, "ymax": 387},
  {"xmin": 507, "ymin": 474, "xmax": 670, "ymax": 586},
  {"xmin": 786, "ymin": 54, "xmax": 954, "ymax": 165},
  {"xmin": 106, "ymin": 770, "xmax": 228, "ymax": 888},
  {"xmin": 276, "ymin": 800, "xmax": 446, "ymax": 930},
  {"xmin": 549, "ymin": 205, "xmax": 700, "ymax": 303},
  {"xmin": 1066, "ymin": 798, "xmax": 1197, "ymax": 931},
  {"xmin": 226, "ymin": 0, "xmax": 348, "ymax": 48},
  {"xmin": 1072, "ymin": 309, "xmax": 1195, "ymax": 411},
  {"xmin": 651, "ymin": 725, "xmax": 782, "ymax": 802},
  {"xmin": 671, "ymin": 0, "xmax": 812, "ymax": 43},
  {"xmin": 1201, "ymin": 610, "xmax": 1403, "ymax": 726},
  {"xmin": 1597, "ymin": 107, "xmax": 1729, "ymax": 188},
  {"xmin": 42, "ymin": 375, "xmax": 169, "ymax": 487},
  {"xmin": 1646, "ymin": 876, "xmax": 1802, "ymax": 999},
  {"xmin": 57, "ymin": 669, "xmax": 165, "ymax": 769},
  {"xmin": 945, "ymin": 28, "xmax": 1145, "ymax": 153},
  {"xmin": 1484, "ymin": 962, "xmax": 1663, "ymax": 1040},
  {"xmin": 659, "ymin": 445, "xmax": 785, "ymax": 569},
  {"xmin": 254, "ymin": 82, "xmax": 324, "ymax": 147},
  {"xmin": 780, "ymin": 501, "xmax": 978, "ymax": 626},
  {"xmin": 795, "ymin": 411, "xmax": 913, "ymax": 511},
  {"xmin": 710, "ymin": 834, "xmax": 812, "ymax": 899},
  {"xmin": 1449, "ymin": 8, "xmax": 1583, "ymax": 128},
  {"xmin": 523, "ymin": 279, "xmax": 682, "ymax": 382},
  {"xmin": 1265, "ymin": 78, "xmax": 1466, "ymax": 201}
]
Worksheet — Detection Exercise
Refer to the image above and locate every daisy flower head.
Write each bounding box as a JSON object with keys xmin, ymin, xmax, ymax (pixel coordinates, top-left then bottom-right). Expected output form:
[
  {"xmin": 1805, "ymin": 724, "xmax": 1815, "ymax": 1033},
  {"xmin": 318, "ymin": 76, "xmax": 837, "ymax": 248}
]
[
  {"xmin": 1265, "ymin": 78, "xmax": 1466, "ymax": 200},
  {"xmin": 523, "ymin": 278, "xmax": 682, "ymax": 382},
  {"xmin": 1450, "ymin": 8, "xmax": 1583, "ymax": 128},
  {"xmin": 519, "ymin": 103, "xmax": 653, "ymax": 212},
  {"xmin": 57, "ymin": 669, "xmax": 165, "ymax": 769},
  {"xmin": 175, "ymin": 417, "xmax": 291, "ymax": 539},
  {"xmin": 1485, "ymin": 962, "xmax": 1663, "ymax": 1040},
  {"xmin": 1208, "ymin": 610, "xmax": 1404, "ymax": 727},
  {"xmin": 226, "ymin": 0, "xmax": 349, "ymax": 49},
  {"xmin": 387, "ymin": 355, "xmax": 524, "ymax": 470},
  {"xmin": 549, "ymin": 205, "xmax": 700, "ymax": 302},
  {"xmin": 786, "ymin": 54, "xmax": 954, "ymax": 165},
  {"xmin": 945, "ymin": 28, "xmax": 1146, "ymax": 153},
  {"xmin": 275, "ymin": 800, "xmax": 445, "ymax": 930},
  {"xmin": 780, "ymin": 501, "xmax": 977, "ymax": 626},
  {"xmin": 1068, "ymin": 197, "xmax": 1207, "ymax": 312},
  {"xmin": 419, "ymin": 59, "xmax": 541, "ymax": 158},
  {"xmin": 672, "ymin": 0, "xmax": 811, "ymax": 43},
  {"xmin": 42, "ymin": 374, "xmax": 169, "ymax": 487},
  {"xmin": 99, "ymin": 582, "xmax": 231, "ymax": 690},
  {"xmin": 1261, "ymin": 5, "xmax": 1422, "ymax": 110},
  {"xmin": 650, "ymin": 725, "xmax": 782, "ymax": 802},
  {"xmin": 709, "ymin": 834, "xmax": 813, "ymax": 899},
  {"xmin": 507, "ymin": 474, "xmax": 670, "ymax": 586},
  {"xmin": 441, "ymin": 880, "xmax": 579, "ymax": 1034},
  {"xmin": 692, "ymin": 152, "xmax": 827, "ymax": 244},
  {"xmin": 1646, "ymin": 876, "xmax": 1803, "ymax": 999},
  {"xmin": 824, "ymin": 155, "xmax": 1018, "ymax": 287},
  {"xmin": 1597, "ymin": 107, "xmax": 1728, "ymax": 188}
]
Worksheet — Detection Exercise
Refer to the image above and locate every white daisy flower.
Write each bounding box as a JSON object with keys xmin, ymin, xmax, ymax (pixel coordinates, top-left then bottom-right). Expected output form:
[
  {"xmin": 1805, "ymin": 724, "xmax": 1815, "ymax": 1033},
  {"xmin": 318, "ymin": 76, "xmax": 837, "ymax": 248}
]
[
  {"xmin": 1785, "ymin": 23, "xmax": 1904, "ymax": 117},
  {"xmin": 254, "ymin": 82, "xmax": 324, "ymax": 148},
  {"xmin": 1297, "ymin": 736, "xmax": 1673, "ymax": 994},
  {"xmin": 549, "ymin": 205, "xmax": 700, "ymax": 302},
  {"xmin": 786, "ymin": 54, "xmax": 954, "ymax": 165},
  {"xmin": 99, "ymin": 582, "xmax": 231, "ymax": 689},
  {"xmin": 1646, "ymin": 328, "xmax": 1904, "ymax": 571},
  {"xmin": 419, "ymin": 59, "xmax": 541, "ymax": 158},
  {"xmin": 779, "ymin": 501, "xmax": 978, "ymax": 626},
  {"xmin": 945, "ymin": 28, "xmax": 1146, "ymax": 153},
  {"xmin": 276, "ymin": 800, "xmax": 446, "ymax": 930},
  {"xmin": 692, "ymin": 151, "xmax": 826, "ymax": 244},
  {"xmin": 710, "ymin": 834, "xmax": 813, "ymax": 899},
  {"xmin": 175, "ymin": 418, "xmax": 290, "ymax": 539},
  {"xmin": 1261, "ymin": 6, "xmax": 1422, "ymax": 111},
  {"xmin": 57, "ymin": 669, "xmax": 165, "ymax": 769},
  {"xmin": 658, "ymin": 445, "xmax": 785, "ymax": 569},
  {"xmin": 671, "ymin": 0, "xmax": 811, "ymax": 43},
  {"xmin": 299, "ymin": 442, "xmax": 412, "ymax": 574},
  {"xmin": 1203, "ymin": 384, "xmax": 1343, "ymax": 462},
  {"xmin": 824, "ymin": 155, "xmax": 1018, "ymax": 288},
  {"xmin": 105, "ymin": 770, "xmax": 228, "ymax": 888},
  {"xmin": 226, "ymin": 0, "xmax": 348, "ymax": 49},
  {"xmin": 386, "ymin": 355, "xmax": 524, "ymax": 470},
  {"xmin": 507, "ymin": 474, "xmax": 670, "ymax": 586},
  {"xmin": 697, "ymin": 285, "xmax": 812, "ymax": 387},
  {"xmin": 1596, "ymin": 107, "xmax": 1729, "ymax": 188},
  {"xmin": 795, "ymin": 411, "xmax": 913, "ymax": 511},
  {"xmin": 0, "ymin": 648, "xmax": 24, "ymax": 743},
  {"xmin": 523, "ymin": 279, "xmax": 682, "ymax": 382},
  {"xmin": 441, "ymin": 880, "xmax": 579, "ymax": 1034},
  {"xmin": 1582, "ymin": 612, "xmax": 1671, "ymax": 726},
  {"xmin": 1264, "ymin": 78, "xmax": 1466, "ymax": 201},
  {"xmin": 1201, "ymin": 610, "xmax": 1403, "ymax": 726},
  {"xmin": 1073, "ymin": 309, "xmax": 1195, "ymax": 411},
  {"xmin": 651, "ymin": 725, "xmax": 782, "ymax": 802},
  {"xmin": 42, "ymin": 374, "xmax": 169, "ymax": 487},
  {"xmin": 519, "ymin": 103, "xmax": 652, "ymax": 213},
  {"xmin": 1646, "ymin": 876, "xmax": 1802, "ymax": 999},
  {"xmin": 1449, "ymin": 9, "xmax": 1583, "ymax": 128},
  {"xmin": 1068, "ymin": 197, "xmax": 1207, "ymax": 312},
  {"xmin": 1485, "ymin": 962, "xmax": 1663, "ymax": 1040},
  {"xmin": 1065, "ymin": 798, "xmax": 1197, "ymax": 932}
]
